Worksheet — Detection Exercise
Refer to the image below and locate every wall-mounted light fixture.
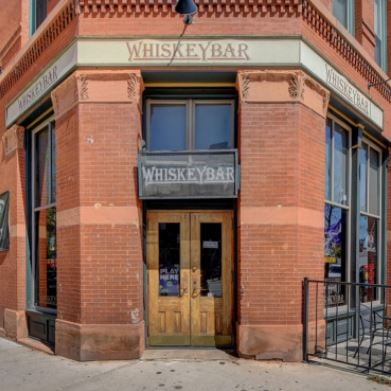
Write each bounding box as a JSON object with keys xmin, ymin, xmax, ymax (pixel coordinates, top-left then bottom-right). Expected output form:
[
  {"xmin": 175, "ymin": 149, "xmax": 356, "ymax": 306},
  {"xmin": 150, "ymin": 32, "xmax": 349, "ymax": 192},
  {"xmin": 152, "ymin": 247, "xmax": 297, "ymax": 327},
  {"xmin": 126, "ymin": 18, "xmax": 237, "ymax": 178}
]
[{"xmin": 175, "ymin": 0, "xmax": 197, "ymax": 25}]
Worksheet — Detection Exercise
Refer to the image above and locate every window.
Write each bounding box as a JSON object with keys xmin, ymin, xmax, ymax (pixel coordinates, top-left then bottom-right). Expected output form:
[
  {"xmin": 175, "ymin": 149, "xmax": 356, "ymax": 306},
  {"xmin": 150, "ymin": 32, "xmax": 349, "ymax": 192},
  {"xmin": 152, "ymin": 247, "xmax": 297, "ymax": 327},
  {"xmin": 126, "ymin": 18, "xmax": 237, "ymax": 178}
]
[
  {"xmin": 333, "ymin": 0, "xmax": 354, "ymax": 33},
  {"xmin": 31, "ymin": 0, "xmax": 48, "ymax": 34},
  {"xmin": 31, "ymin": 120, "xmax": 57, "ymax": 310},
  {"xmin": 358, "ymin": 143, "xmax": 382, "ymax": 302},
  {"xmin": 324, "ymin": 117, "xmax": 351, "ymax": 306},
  {"xmin": 324, "ymin": 116, "xmax": 385, "ymax": 307},
  {"xmin": 0, "ymin": 192, "xmax": 10, "ymax": 251},
  {"xmin": 374, "ymin": 0, "xmax": 387, "ymax": 70},
  {"xmin": 146, "ymin": 99, "xmax": 234, "ymax": 151}
]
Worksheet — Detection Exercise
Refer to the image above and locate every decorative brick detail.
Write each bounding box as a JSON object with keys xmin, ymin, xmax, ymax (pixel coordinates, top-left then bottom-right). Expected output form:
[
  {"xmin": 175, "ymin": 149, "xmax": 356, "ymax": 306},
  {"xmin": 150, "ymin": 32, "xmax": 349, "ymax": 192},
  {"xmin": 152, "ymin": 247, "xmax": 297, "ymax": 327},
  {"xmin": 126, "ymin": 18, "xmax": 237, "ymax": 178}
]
[
  {"xmin": 0, "ymin": 0, "xmax": 78, "ymax": 99},
  {"xmin": 2, "ymin": 125, "xmax": 24, "ymax": 159},
  {"xmin": 0, "ymin": 0, "xmax": 390, "ymax": 105},
  {"xmin": 237, "ymin": 70, "xmax": 330, "ymax": 118},
  {"xmin": 52, "ymin": 70, "xmax": 144, "ymax": 119},
  {"xmin": 302, "ymin": 0, "xmax": 391, "ymax": 101},
  {"xmin": 78, "ymin": 0, "xmax": 302, "ymax": 17}
]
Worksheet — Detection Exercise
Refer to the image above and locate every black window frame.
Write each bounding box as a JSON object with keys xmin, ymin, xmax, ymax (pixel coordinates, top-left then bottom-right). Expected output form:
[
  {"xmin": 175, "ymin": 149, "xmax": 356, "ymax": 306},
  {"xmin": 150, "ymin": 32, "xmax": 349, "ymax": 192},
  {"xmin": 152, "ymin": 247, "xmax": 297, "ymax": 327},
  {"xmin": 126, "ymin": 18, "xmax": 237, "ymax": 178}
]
[{"xmin": 143, "ymin": 88, "xmax": 237, "ymax": 153}]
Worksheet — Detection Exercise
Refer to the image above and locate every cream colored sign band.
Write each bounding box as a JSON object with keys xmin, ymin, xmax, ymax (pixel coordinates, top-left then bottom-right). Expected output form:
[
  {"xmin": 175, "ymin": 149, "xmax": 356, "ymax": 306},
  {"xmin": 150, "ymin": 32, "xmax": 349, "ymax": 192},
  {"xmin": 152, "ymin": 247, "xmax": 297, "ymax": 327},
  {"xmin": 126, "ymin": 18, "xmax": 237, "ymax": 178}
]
[{"xmin": 5, "ymin": 37, "xmax": 384, "ymax": 129}]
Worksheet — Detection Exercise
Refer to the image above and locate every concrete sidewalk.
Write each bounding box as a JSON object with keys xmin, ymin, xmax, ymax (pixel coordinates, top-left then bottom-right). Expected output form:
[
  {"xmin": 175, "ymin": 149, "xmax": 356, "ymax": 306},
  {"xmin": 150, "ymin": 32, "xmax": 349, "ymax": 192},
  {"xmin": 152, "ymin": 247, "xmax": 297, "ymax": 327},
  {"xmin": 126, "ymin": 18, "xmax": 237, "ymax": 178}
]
[{"xmin": 0, "ymin": 337, "xmax": 389, "ymax": 391}]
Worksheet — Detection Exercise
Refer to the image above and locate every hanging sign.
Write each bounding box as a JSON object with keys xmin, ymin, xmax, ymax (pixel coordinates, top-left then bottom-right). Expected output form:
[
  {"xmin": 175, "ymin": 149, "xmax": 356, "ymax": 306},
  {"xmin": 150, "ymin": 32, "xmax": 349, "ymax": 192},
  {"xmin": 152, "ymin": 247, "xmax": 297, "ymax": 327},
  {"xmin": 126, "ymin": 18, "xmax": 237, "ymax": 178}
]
[{"xmin": 138, "ymin": 150, "xmax": 239, "ymax": 199}]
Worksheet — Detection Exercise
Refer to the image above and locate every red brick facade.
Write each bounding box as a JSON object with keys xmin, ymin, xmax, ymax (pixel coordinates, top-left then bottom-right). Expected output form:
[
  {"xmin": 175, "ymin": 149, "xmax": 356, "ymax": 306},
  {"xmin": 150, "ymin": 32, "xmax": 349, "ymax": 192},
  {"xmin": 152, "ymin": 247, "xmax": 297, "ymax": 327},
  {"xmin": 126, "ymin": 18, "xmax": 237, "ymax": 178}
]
[{"xmin": 0, "ymin": 0, "xmax": 389, "ymax": 361}]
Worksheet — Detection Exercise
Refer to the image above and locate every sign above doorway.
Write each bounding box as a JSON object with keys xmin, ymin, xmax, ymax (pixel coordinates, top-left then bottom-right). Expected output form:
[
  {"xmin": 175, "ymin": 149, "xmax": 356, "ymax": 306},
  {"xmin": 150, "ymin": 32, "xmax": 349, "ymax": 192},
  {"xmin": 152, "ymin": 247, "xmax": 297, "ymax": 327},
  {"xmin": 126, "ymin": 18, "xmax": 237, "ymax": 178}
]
[{"xmin": 138, "ymin": 150, "xmax": 239, "ymax": 199}]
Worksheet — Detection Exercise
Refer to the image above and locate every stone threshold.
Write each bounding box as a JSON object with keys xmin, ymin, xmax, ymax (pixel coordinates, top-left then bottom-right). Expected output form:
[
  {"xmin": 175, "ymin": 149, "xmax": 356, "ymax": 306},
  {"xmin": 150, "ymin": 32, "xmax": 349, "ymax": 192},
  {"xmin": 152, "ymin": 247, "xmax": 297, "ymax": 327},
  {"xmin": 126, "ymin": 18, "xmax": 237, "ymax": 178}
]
[
  {"xmin": 18, "ymin": 338, "xmax": 54, "ymax": 355},
  {"xmin": 141, "ymin": 348, "xmax": 236, "ymax": 361}
]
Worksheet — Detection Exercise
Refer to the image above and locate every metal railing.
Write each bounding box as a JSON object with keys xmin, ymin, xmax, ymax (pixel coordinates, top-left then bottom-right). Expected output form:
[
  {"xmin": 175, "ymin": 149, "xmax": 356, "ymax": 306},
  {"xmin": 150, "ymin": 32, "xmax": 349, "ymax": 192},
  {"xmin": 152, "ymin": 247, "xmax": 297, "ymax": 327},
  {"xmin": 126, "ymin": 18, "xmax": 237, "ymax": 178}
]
[{"xmin": 303, "ymin": 278, "xmax": 391, "ymax": 375}]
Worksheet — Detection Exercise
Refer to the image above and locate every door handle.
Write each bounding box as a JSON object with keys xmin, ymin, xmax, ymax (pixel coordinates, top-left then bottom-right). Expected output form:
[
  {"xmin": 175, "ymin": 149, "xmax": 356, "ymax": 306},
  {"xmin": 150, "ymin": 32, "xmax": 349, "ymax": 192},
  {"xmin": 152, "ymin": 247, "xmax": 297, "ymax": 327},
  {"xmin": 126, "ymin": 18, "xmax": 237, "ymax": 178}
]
[
  {"xmin": 192, "ymin": 287, "xmax": 199, "ymax": 298},
  {"xmin": 191, "ymin": 281, "xmax": 198, "ymax": 299},
  {"xmin": 180, "ymin": 287, "xmax": 187, "ymax": 297}
]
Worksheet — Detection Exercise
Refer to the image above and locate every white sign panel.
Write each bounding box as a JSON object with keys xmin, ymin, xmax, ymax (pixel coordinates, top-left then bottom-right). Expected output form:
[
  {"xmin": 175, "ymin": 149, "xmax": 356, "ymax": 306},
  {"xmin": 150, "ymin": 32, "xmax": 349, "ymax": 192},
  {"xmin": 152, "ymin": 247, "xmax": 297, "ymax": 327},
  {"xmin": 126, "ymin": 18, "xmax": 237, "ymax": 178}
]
[
  {"xmin": 4, "ymin": 37, "xmax": 384, "ymax": 130},
  {"xmin": 5, "ymin": 43, "xmax": 77, "ymax": 127},
  {"xmin": 77, "ymin": 38, "xmax": 301, "ymax": 67},
  {"xmin": 300, "ymin": 42, "xmax": 383, "ymax": 129}
]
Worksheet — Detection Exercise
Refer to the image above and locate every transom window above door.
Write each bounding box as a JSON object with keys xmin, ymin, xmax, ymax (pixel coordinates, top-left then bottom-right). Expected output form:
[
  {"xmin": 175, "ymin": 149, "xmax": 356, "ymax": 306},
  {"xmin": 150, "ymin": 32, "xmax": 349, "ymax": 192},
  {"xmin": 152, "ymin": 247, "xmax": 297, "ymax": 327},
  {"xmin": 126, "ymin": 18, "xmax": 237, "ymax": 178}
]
[{"xmin": 146, "ymin": 99, "xmax": 235, "ymax": 151}]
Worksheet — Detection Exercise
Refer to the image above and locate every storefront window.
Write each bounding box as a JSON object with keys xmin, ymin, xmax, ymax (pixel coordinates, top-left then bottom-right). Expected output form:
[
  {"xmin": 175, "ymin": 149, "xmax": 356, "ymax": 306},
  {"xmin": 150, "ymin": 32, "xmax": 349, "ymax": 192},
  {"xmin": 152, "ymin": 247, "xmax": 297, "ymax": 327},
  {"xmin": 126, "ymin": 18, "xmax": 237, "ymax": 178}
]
[
  {"xmin": 324, "ymin": 118, "xmax": 384, "ymax": 307},
  {"xmin": 32, "ymin": 121, "xmax": 57, "ymax": 310},
  {"xmin": 324, "ymin": 117, "xmax": 350, "ymax": 306},
  {"xmin": 359, "ymin": 143, "xmax": 382, "ymax": 303},
  {"xmin": 147, "ymin": 99, "xmax": 234, "ymax": 151}
]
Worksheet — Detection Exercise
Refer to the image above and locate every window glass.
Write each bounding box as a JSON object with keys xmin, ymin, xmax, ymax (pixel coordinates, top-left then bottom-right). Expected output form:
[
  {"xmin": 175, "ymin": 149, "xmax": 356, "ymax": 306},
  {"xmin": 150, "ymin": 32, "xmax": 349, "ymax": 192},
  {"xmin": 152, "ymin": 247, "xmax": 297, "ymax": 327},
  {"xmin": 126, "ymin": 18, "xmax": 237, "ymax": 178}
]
[
  {"xmin": 200, "ymin": 223, "xmax": 222, "ymax": 297},
  {"xmin": 324, "ymin": 204, "xmax": 347, "ymax": 306},
  {"xmin": 325, "ymin": 119, "xmax": 332, "ymax": 200},
  {"xmin": 374, "ymin": 0, "xmax": 387, "ymax": 69},
  {"xmin": 369, "ymin": 148, "xmax": 380, "ymax": 216},
  {"xmin": 333, "ymin": 0, "xmax": 348, "ymax": 27},
  {"xmin": 35, "ymin": 126, "xmax": 50, "ymax": 208},
  {"xmin": 333, "ymin": 124, "xmax": 349, "ymax": 205},
  {"xmin": 195, "ymin": 104, "xmax": 233, "ymax": 150},
  {"xmin": 359, "ymin": 216, "xmax": 378, "ymax": 302},
  {"xmin": 32, "ymin": 123, "xmax": 56, "ymax": 310},
  {"xmin": 150, "ymin": 104, "xmax": 186, "ymax": 151},
  {"xmin": 35, "ymin": 207, "xmax": 56, "ymax": 308},
  {"xmin": 359, "ymin": 144, "xmax": 368, "ymax": 212},
  {"xmin": 159, "ymin": 223, "xmax": 180, "ymax": 296},
  {"xmin": 50, "ymin": 127, "xmax": 56, "ymax": 203},
  {"xmin": 34, "ymin": 0, "xmax": 48, "ymax": 32}
]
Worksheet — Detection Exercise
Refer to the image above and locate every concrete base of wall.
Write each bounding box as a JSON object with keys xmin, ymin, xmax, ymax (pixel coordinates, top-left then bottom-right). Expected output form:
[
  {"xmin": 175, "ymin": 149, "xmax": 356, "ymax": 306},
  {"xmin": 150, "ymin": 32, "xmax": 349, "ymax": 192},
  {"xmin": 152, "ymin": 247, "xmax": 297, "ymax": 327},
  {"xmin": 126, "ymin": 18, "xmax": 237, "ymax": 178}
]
[
  {"xmin": 236, "ymin": 321, "xmax": 324, "ymax": 362},
  {"xmin": 55, "ymin": 319, "xmax": 145, "ymax": 361},
  {"xmin": 4, "ymin": 309, "xmax": 28, "ymax": 341}
]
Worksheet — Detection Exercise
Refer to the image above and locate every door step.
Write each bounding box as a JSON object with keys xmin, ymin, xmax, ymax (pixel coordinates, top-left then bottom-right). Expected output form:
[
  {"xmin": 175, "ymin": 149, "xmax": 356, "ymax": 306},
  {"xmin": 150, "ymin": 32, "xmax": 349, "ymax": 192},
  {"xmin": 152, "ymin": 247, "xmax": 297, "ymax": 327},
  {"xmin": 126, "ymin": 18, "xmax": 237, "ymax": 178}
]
[{"xmin": 142, "ymin": 348, "xmax": 236, "ymax": 361}]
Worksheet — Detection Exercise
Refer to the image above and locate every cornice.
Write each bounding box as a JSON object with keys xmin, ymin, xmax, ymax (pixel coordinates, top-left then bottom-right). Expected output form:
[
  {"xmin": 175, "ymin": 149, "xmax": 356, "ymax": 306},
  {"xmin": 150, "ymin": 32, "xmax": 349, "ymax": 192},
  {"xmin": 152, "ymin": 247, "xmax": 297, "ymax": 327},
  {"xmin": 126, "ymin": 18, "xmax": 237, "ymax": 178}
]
[
  {"xmin": 78, "ymin": 0, "xmax": 302, "ymax": 16},
  {"xmin": 0, "ymin": 0, "xmax": 390, "ymax": 105}
]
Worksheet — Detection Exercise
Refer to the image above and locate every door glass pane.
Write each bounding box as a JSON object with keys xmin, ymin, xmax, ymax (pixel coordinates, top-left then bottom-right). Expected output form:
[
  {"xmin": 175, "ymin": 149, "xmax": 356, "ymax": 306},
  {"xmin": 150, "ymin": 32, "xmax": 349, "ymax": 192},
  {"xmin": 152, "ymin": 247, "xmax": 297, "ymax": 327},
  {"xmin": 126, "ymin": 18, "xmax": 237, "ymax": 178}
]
[
  {"xmin": 325, "ymin": 119, "xmax": 332, "ymax": 200},
  {"xmin": 159, "ymin": 223, "xmax": 180, "ymax": 296},
  {"xmin": 200, "ymin": 223, "xmax": 222, "ymax": 297},
  {"xmin": 324, "ymin": 204, "xmax": 347, "ymax": 306},
  {"xmin": 35, "ymin": 207, "xmax": 57, "ymax": 309},
  {"xmin": 35, "ymin": 126, "xmax": 50, "ymax": 208},
  {"xmin": 150, "ymin": 105, "xmax": 186, "ymax": 151},
  {"xmin": 359, "ymin": 215, "xmax": 378, "ymax": 302},
  {"xmin": 195, "ymin": 104, "xmax": 233, "ymax": 150},
  {"xmin": 333, "ymin": 124, "xmax": 349, "ymax": 205},
  {"xmin": 369, "ymin": 148, "xmax": 380, "ymax": 215},
  {"xmin": 359, "ymin": 144, "xmax": 368, "ymax": 212}
]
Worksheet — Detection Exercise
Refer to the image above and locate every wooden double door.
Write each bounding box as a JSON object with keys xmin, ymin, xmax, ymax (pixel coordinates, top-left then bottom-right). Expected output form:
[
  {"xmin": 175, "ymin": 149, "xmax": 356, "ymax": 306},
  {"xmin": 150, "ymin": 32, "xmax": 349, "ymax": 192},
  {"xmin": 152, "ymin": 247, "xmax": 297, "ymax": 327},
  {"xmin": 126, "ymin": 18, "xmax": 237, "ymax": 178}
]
[{"xmin": 146, "ymin": 210, "xmax": 233, "ymax": 346}]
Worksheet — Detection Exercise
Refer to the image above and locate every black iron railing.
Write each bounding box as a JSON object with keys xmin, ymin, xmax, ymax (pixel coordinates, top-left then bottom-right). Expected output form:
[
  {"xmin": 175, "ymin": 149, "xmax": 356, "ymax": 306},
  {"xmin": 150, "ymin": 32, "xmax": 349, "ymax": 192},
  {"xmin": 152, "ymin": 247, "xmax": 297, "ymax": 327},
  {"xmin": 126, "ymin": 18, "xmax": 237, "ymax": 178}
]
[{"xmin": 303, "ymin": 278, "xmax": 391, "ymax": 375}]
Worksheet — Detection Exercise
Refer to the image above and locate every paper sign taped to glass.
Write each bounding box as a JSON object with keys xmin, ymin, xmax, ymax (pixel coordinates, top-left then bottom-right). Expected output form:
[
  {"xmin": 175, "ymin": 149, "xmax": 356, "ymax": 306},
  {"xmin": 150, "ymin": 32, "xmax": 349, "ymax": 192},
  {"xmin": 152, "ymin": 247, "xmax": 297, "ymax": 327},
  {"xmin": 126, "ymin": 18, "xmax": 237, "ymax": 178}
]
[{"xmin": 0, "ymin": 192, "xmax": 9, "ymax": 251}]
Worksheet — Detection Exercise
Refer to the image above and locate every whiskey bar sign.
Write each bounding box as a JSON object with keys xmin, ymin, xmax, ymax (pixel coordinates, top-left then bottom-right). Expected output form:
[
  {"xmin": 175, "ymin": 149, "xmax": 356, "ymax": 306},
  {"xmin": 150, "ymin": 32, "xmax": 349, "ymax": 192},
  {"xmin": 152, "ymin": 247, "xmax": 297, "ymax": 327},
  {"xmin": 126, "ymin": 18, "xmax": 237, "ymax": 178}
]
[
  {"xmin": 127, "ymin": 40, "xmax": 250, "ymax": 62},
  {"xmin": 138, "ymin": 151, "xmax": 239, "ymax": 199}
]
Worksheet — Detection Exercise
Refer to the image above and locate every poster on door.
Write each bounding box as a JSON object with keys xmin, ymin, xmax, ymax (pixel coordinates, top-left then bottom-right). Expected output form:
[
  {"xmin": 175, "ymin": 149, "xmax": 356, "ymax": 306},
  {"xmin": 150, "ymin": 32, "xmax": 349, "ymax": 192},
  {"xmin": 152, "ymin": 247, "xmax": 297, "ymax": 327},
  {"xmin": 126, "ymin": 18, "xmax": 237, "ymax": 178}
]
[{"xmin": 159, "ymin": 266, "xmax": 180, "ymax": 296}]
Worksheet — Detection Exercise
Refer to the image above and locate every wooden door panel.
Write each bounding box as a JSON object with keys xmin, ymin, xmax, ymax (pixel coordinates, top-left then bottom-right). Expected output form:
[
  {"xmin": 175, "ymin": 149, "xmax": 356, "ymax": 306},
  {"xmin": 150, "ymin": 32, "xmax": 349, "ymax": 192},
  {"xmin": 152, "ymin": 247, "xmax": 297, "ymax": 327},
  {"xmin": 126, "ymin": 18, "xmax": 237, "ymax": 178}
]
[
  {"xmin": 190, "ymin": 212, "xmax": 233, "ymax": 347},
  {"xmin": 147, "ymin": 211, "xmax": 191, "ymax": 345}
]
